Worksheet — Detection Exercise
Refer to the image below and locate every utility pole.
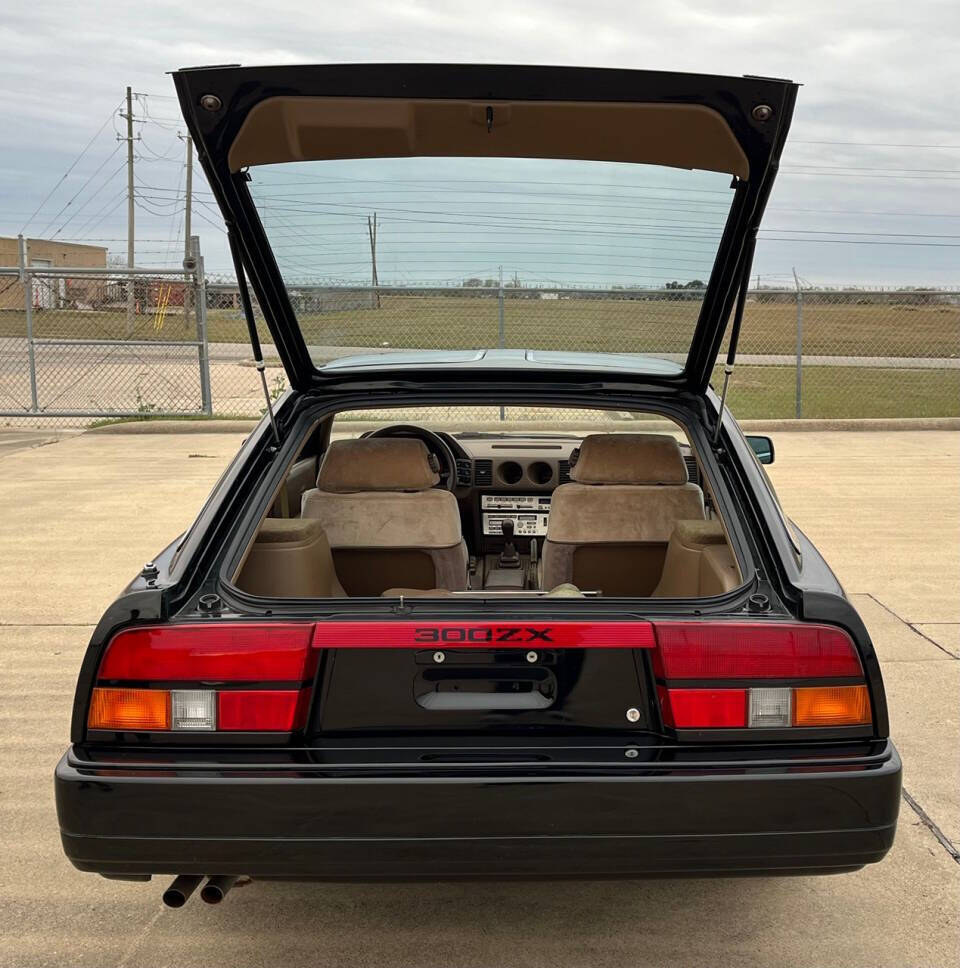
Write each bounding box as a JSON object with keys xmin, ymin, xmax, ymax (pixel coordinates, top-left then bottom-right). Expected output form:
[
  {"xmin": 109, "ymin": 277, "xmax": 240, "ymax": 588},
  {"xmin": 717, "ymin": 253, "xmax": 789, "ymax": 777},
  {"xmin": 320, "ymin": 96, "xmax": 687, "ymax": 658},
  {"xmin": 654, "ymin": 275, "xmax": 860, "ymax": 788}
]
[
  {"xmin": 367, "ymin": 213, "xmax": 380, "ymax": 308},
  {"xmin": 119, "ymin": 87, "xmax": 138, "ymax": 333},
  {"xmin": 183, "ymin": 135, "xmax": 193, "ymax": 265},
  {"xmin": 498, "ymin": 265, "xmax": 505, "ymax": 422},
  {"xmin": 793, "ymin": 267, "xmax": 803, "ymax": 419},
  {"xmin": 181, "ymin": 134, "xmax": 193, "ymax": 328}
]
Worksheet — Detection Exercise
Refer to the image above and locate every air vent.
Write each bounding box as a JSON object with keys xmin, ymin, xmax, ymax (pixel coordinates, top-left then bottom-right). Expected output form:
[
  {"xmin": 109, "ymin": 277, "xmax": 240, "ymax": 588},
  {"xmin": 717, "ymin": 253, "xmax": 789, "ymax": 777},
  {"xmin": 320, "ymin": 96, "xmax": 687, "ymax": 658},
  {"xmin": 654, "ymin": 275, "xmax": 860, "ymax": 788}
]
[
  {"xmin": 683, "ymin": 455, "xmax": 700, "ymax": 485},
  {"xmin": 557, "ymin": 459, "xmax": 571, "ymax": 484},
  {"xmin": 473, "ymin": 459, "xmax": 493, "ymax": 486},
  {"xmin": 455, "ymin": 459, "xmax": 473, "ymax": 487}
]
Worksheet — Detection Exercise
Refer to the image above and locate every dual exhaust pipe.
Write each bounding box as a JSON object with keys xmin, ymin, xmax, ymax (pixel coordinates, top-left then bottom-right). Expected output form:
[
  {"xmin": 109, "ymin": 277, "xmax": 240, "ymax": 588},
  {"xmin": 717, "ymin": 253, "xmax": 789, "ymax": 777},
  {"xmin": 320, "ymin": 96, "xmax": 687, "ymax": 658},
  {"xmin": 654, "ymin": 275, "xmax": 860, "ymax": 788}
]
[{"xmin": 162, "ymin": 874, "xmax": 238, "ymax": 908}]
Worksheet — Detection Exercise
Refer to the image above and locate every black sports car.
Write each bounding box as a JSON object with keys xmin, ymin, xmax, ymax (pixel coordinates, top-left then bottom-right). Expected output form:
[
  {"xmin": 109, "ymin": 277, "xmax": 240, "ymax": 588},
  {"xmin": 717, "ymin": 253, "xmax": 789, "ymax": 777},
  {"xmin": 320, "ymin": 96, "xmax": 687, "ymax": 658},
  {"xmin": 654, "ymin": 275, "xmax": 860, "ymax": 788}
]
[{"xmin": 55, "ymin": 64, "xmax": 900, "ymax": 907}]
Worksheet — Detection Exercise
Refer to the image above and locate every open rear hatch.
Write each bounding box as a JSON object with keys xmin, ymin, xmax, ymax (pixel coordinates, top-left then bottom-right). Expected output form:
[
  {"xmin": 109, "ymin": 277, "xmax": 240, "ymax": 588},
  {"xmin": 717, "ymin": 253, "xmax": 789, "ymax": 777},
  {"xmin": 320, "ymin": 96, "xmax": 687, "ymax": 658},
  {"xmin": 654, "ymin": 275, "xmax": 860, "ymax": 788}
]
[{"xmin": 172, "ymin": 64, "xmax": 798, "ymax": 394}]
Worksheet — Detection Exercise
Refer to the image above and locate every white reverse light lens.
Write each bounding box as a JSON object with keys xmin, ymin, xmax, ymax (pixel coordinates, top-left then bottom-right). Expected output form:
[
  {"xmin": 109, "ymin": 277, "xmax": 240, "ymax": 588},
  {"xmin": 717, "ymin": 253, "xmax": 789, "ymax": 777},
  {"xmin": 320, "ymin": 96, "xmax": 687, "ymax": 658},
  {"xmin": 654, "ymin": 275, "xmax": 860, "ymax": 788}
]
[
  {"xmin": 171, "ymin": 690, "xmax": 216, "ymax": 731},
  {"xmin": 748, "ymin": 687, "xmax": 792, "ymax": 728}
]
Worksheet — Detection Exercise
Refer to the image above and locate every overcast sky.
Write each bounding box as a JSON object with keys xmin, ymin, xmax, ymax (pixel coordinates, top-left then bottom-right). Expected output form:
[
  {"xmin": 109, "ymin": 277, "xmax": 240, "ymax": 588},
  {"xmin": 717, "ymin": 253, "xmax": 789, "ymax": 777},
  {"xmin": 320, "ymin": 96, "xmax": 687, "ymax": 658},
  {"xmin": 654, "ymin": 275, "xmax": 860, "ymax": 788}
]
[{"xmin": 2, "ymin": 0, "xmax": 959, "ymax": 286}]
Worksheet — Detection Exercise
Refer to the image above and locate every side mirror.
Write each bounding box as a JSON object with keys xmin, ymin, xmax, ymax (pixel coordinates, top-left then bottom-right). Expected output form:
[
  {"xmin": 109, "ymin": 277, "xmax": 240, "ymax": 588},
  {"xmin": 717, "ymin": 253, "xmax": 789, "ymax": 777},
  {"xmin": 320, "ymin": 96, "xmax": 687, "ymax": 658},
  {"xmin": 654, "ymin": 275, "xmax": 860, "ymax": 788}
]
[{"xmin": 746, "ymin": 435, "xmax": 775, "ymax": 465}]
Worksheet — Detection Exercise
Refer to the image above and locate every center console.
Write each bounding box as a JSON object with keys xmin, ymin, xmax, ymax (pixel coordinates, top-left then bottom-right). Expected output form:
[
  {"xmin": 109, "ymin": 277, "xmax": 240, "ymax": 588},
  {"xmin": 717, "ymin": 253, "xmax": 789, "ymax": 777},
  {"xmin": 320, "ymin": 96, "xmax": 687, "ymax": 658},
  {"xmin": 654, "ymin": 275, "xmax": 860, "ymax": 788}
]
[
  {"xmin": 476, "ymin": 495, "xmax": 551, "ymax": 590},
  {"xmin": 452, "ymin": 434, "xmax": 581, "ymax": 592}
]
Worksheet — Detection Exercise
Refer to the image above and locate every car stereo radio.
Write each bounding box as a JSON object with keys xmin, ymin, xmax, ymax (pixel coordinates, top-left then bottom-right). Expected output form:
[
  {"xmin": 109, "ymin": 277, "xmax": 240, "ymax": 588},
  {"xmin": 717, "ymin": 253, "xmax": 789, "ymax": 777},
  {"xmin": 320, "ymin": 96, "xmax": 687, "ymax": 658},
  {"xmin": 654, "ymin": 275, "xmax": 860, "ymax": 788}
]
[{"xmin": 481, "ymin": 494, "xmax": 551, "ymax": 536}]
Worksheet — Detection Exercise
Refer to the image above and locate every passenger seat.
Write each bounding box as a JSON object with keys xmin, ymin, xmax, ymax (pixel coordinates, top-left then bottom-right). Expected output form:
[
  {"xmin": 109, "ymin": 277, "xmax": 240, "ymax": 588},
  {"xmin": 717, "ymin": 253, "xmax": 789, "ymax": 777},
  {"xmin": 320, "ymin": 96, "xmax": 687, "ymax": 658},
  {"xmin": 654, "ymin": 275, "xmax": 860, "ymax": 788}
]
[
  {"xmin": 542, "ymin": 434, "xmax": 705, "ymax": 596},
  {"xmin": 301, "ymin": 438, "xmax": 469, "ymax": 596},
  {"xmin": 652, "ymin": 519, "xmax": 741, "ymax": 597},
  {"xmin": 235, "ymin": 517, "xmax": 346, "ymax": 598}
]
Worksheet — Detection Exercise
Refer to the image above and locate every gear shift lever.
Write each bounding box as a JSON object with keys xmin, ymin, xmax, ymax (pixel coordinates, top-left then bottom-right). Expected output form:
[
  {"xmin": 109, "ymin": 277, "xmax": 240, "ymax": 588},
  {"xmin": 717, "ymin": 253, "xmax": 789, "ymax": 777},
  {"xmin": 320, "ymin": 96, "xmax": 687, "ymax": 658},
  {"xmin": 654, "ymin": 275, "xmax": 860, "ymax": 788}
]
[{"xmin": 498, "ymin": 518, "xmax": 521, "ymax": 569}]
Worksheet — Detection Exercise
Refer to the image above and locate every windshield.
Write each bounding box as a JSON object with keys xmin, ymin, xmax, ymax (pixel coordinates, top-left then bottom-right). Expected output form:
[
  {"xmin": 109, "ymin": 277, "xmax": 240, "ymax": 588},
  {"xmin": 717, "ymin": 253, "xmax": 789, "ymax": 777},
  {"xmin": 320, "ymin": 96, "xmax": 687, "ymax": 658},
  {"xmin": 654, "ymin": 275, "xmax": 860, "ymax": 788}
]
[{"xmin": 246, "ymin": 156, "xmax": 734, "ymax": 368}]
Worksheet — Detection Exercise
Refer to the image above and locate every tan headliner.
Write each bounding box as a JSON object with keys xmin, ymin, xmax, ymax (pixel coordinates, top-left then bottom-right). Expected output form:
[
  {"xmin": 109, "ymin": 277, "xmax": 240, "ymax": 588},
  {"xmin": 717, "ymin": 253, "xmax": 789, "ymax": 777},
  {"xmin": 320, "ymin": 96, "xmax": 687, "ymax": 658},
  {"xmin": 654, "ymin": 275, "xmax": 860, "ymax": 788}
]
[{"xmin": 228, "ymin": 96, "xmax": 750, "ymax": 178}]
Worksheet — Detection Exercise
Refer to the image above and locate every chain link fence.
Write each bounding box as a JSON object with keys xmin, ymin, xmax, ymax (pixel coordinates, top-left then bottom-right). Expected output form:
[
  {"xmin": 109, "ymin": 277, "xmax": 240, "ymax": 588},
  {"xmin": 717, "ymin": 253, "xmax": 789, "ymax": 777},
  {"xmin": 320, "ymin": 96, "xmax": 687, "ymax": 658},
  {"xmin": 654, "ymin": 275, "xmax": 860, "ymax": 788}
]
[
  {"xmin": 0, "ymin": 238, "xmax": 213, "ymax": 425},
  {"xmin": 2, "ymin": 260, "xmax": 958, "ymax": 428}
]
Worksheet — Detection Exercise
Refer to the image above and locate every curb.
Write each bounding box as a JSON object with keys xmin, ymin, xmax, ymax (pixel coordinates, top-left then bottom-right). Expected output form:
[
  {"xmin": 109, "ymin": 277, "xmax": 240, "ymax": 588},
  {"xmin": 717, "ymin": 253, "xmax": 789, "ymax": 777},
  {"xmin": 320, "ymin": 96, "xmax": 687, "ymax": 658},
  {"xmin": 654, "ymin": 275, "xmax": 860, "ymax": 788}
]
[
  {"xmin": 86, "ymin": 416, "xmax": 960, "ymax": 435},
  {"xmin": 89, "ymin": 419, "xmax": 261, "ymax": 434},
  {"xmin": 739, "ymin": 417, "xmax": 960, "ymax": 432}
]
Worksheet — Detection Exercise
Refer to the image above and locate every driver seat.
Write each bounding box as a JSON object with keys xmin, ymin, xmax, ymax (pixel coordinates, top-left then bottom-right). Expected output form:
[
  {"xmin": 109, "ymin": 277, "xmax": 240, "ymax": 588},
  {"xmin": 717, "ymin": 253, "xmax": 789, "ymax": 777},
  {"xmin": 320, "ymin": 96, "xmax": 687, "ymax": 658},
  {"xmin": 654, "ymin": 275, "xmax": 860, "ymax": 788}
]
[{"xmin": 300, "ymin": 437, "xmax": 468, "ymax": 596}]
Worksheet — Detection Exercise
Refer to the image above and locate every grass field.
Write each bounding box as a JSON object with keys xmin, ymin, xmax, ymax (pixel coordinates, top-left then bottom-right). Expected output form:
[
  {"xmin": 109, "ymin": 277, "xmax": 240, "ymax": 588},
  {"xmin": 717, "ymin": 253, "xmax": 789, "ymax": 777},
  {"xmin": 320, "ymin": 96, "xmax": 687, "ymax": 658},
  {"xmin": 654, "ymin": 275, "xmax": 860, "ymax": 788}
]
[
  {"xmin": 2, "ymin": 294, "xmax": 958, "ymax": 358},
  {"xmin": 716, "ymin": 364, "xmax": 960, "ymax": 419}
]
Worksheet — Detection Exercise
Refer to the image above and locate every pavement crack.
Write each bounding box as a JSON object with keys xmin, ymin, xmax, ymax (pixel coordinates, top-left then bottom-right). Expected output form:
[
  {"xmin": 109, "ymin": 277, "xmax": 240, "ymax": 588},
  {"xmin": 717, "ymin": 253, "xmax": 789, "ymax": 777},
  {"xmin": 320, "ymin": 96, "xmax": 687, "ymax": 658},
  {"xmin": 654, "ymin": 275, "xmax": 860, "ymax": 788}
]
[
  {"xmin": 114, "ymin": 903, "xmax": 165, "ymax": 968},
  {"xmin": 865, "ymin": 594, "xmax": 958, "ymax": 659},
  {"xmin": 901, "ymin": 788, "xmax": 960, "ymax": 864}
]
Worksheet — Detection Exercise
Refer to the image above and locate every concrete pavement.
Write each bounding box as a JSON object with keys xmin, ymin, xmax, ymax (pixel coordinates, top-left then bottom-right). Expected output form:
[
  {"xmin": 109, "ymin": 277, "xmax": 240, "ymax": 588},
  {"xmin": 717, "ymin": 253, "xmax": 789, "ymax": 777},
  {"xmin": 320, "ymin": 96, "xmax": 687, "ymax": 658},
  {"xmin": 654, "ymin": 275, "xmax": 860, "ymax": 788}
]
[{"xmin": 1, "ymin": 429, "xmax": 957, "ymax": 967}]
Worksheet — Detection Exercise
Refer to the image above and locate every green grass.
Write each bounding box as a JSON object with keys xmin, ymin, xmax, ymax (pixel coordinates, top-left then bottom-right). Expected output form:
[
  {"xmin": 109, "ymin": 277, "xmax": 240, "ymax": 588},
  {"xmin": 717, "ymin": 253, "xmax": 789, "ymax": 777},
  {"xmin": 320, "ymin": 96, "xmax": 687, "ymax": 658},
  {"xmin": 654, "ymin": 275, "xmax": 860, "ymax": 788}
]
[
  {"xmin": 717, "ymin": 365, "xmax": 960, "ymax": 419},
  {"xmin": 3, "ymin": 295, "xmax": 958, "ymax": 358}
]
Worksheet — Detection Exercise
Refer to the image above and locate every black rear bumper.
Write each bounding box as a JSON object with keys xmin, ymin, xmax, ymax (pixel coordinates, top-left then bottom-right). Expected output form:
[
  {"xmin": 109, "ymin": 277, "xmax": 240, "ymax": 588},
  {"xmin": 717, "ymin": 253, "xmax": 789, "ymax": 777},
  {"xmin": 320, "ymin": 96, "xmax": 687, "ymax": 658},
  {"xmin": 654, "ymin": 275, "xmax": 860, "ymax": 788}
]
[{"xmin": 55, "ymin": 740, "xmax": 901, "ymax": 879}]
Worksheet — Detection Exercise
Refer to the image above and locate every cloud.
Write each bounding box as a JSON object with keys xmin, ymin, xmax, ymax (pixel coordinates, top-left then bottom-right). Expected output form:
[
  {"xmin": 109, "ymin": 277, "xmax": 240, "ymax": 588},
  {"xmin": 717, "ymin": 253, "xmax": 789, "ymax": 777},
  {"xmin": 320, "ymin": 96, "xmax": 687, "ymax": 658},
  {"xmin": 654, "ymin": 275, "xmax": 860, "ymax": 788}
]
[{"xmin": 1, "ymin": 0, "xmax": 957, "ymax": 284}]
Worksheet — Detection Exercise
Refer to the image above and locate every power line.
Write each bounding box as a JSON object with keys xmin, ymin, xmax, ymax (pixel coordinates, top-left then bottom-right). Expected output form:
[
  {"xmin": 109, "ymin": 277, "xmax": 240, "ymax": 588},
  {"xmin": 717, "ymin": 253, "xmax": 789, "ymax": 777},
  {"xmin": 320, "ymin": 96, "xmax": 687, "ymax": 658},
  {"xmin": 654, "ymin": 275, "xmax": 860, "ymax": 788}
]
[
  {"xmin": 784, "ymin": 164, "xmax": 960, "ymax": 174},
  {"xmin": 760, "ymin": 237, "xmax": 960, "ymax": 247},
  {"xmin": 782, "ymin": 170, "xmax": 960, "ymax": 181},
  {"xmin": 34, "ymin": 144, "xmax": 124, "ymax": 239},
  {"xmin": 19, "ymin": 102, "xmax": 122, "ymax": 234},
  {"xmin": 791, "ymin": 139, "xmax": 960, "ymax": 149},
  {"xmin": 72, "ymin": 193, "xmax": 129, "ymax": 239}
]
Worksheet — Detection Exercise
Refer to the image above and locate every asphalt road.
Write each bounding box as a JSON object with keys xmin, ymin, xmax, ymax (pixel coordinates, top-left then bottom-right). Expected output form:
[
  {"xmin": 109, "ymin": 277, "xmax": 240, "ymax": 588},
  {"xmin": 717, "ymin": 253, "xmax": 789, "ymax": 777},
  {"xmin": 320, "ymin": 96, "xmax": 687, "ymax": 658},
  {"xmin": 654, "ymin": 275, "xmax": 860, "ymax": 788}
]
[{"xmin": 1, "ymin": 429, "xmax": 957, "ymax": 967}]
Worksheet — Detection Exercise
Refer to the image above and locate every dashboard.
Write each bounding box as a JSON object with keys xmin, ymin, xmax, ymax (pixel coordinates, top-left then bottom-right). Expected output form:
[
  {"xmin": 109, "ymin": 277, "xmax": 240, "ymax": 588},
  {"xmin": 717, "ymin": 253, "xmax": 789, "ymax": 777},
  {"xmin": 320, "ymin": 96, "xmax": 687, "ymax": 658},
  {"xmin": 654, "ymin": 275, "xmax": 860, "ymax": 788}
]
[
  {"xmin": 440, "ymin": 433, "xmax": 580, "ymax": 548},
  {"xmin": 433, "ymin": 431, "xmax": 700, "ymax": 558}
]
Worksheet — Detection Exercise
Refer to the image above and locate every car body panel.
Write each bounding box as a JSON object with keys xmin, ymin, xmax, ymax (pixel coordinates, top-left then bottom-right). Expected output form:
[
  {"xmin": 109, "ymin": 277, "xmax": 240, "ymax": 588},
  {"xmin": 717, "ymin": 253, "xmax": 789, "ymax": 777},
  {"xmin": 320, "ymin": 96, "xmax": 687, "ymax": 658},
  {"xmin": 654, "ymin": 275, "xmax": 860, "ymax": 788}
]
[
  {"xmin": 320, "ymin": 348, "xmax": 686, "ymax": 375},
  {"xmin": 56, "ymin": 740, "xmax": 900, "ymax": 878}
]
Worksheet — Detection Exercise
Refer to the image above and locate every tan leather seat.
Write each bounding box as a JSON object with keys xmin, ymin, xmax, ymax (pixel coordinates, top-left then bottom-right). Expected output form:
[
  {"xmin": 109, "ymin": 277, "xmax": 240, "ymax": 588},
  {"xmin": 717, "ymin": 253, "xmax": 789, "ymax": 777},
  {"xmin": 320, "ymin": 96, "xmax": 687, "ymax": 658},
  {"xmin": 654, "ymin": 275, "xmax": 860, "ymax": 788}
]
[
  {"xmin": 235, "ymin": 517, "xmax": 346, "ymax": 598},
  {"xmin": 301, "ymin": 438, "xmax": 468, "ymax": 596},
  {"xmin": 542, "ymin": 434, "xmax": 705, "ymax": 596},
  {"xmin": 652, "ymin": 519, "xmax": 741, "ymax": 597}
]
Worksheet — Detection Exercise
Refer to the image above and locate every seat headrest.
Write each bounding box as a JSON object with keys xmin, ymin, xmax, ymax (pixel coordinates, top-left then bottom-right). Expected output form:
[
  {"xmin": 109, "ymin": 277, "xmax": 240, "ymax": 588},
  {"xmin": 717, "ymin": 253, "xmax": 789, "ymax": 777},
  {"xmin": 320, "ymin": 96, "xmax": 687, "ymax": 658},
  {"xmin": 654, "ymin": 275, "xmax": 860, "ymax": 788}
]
[
  {"xmin": 316, "ymin": 437, "xmax": 440, "ymax": 493},
  {"xmin": 569, "ymin": 433, "xmax": 688, "ymax": 485}
]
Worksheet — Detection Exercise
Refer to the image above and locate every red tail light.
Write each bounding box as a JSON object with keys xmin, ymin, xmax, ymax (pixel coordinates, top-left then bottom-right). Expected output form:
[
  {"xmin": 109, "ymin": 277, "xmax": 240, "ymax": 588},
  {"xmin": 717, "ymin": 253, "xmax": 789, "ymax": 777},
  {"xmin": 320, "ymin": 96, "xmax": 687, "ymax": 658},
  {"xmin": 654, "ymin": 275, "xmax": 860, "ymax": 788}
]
[
  {"xmin": 658, "ymin": 686, "xmax": 747, "ymax": 728},
  {"xmin": 98, "ymin": 624, "xmax": 316, "ymax": 681},
  {"xmin": 217, "ymin": 689, "xmax": 310, "ymax": 731},
  {"xmin": 652, "ymin": 622, "xmax": 863, "ymax": 679},
  {"xmin": 90, "ymin": 624, "xmax": 316, "ymax": 733},
  {"xmin": 650, "ymin": 621, "xmax": 871, "ymax": 732}
]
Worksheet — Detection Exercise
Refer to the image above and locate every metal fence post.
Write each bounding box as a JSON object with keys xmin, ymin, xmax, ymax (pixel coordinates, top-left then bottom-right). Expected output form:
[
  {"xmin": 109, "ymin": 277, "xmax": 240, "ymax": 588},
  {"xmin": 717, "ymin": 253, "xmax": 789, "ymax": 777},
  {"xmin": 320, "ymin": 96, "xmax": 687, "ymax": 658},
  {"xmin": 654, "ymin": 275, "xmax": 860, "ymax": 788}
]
[
  {"xmin": 191, "ymin": 235, "xmax": 213, "ymax": 415},
  {"xmin": 19, "ymin": 235, "xmax": 39, "ymax": 412},
  {"xmin": 793, "ymin": 268, "xmax": 803, "ymax": 419},
  {"xmin": 497, "ymin": 269, "xmax": 505, "ymax": 349},
  {"xmin": 498, "ymin": 268, "xmax": 505, "ymax": 421}
]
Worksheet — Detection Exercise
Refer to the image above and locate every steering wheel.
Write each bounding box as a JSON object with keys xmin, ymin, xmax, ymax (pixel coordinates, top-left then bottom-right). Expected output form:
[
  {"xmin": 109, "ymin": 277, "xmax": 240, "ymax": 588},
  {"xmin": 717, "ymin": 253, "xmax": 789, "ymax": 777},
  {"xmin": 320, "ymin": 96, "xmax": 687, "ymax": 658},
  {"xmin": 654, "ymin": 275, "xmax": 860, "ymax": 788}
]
[{"xmin": 366, "ymin": 424, "xmax": 458, "ymax": 493}]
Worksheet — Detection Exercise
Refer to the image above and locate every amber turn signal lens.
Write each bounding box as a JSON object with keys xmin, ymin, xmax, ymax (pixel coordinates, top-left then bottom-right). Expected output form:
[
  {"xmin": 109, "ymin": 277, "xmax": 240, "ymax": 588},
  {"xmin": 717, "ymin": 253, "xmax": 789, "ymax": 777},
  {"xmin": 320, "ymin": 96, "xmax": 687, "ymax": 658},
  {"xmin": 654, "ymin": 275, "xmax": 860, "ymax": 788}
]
[
  {"xmin": 88, "ymin": 687, "xmax": 170, "ymax": 730},
  {"xmin": 793, "ymin": 684, "xmax": 870, "ymax": 727}
]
